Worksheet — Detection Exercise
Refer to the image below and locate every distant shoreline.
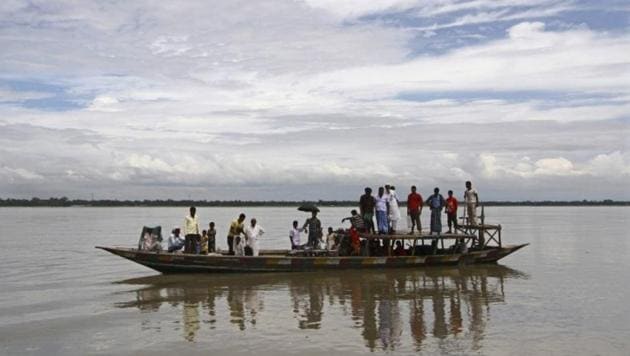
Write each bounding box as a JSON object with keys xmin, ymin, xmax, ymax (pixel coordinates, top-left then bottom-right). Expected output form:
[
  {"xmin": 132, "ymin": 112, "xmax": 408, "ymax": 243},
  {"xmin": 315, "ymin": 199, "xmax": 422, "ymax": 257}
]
[{"xmin": 1, "ymin": 198, "xmax": 628, "ymax": 207}]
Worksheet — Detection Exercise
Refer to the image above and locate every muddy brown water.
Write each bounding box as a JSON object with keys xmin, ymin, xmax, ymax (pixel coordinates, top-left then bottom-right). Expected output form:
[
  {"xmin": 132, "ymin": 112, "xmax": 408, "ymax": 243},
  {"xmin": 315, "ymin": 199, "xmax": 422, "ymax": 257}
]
[{"xmin": 1, "ymin": 207, "xmax": 629, "ymax": 355}]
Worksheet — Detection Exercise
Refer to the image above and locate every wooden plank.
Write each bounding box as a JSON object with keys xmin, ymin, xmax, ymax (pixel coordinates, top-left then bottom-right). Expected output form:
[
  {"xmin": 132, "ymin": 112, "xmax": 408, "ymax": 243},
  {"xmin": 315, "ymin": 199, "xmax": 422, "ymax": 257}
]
[
  {"xmin": 457, "ymin": 224, "xmax": 500, "ymax": 230},
  {"xmin": 361, "ymin": 233, "xmax": 475, "ymax": 240}
]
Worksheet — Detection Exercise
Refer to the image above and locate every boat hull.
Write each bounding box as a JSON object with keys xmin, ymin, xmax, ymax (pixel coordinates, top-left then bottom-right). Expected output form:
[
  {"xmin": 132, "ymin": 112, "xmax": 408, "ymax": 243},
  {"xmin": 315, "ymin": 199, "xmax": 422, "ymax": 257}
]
[{"xmin": 96, "ymin": 244, "xmax": 528, "ymax": 274}]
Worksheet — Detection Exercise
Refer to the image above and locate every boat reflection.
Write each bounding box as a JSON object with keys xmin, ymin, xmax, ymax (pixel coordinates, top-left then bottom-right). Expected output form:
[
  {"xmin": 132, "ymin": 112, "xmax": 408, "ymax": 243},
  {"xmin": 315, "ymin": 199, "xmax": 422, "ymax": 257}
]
[{"xmin": 114, "ymin": 266, "xmax": 527, "ymax": 351}]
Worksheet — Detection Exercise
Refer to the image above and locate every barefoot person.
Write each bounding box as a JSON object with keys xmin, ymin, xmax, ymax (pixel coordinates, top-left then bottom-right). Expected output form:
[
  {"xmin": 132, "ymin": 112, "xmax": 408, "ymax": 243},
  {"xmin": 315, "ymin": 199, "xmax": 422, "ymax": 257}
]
[
  {"xmin": 227, "ymin": 213, "xmax": 246, "ymax": 255},
  {"xmin": 375, "ymin": 187, "xmax": 389, "ymax": 235},
  {"xmin": 427, "ymin": 188, "xmax": 445, "ymax": 233},
  {"xmin": 445, "ymin": 190, "xmax": 458, "ymax": 233},
  {"xmin": 289, "ymin": 220, "xmax": 304, "ymax": 250},
  {"xmin": 407, "ymin": 186, "xmax": 423, "ymax": 234},
  {"xmin": 183, "ymin": 206, "xmax": 200, "ymax": 254},
  {"xmin": 243, "ymin": 218, "xmax": 264, "ymax": 256},
  {"xmin": 207, "ymin": 222, "xmax": 216, "ymax": 253},
  {"xmin": 426, "ymin": 188, "xmax": 445, "ymax": 253},
  {"xmin": 464, "ymin": 181, "xmax": 479, "ymax": 225},
  {"xmin": 303, "ymin": 211, "xmax": 323, "ymax": 248},
  {"xmin": 359, "ymin": 187, "xmax": 376, "ymax": 233},
  {"xmin": 387, "ymin": 185, "xmax": 401, "ymax": 233}
]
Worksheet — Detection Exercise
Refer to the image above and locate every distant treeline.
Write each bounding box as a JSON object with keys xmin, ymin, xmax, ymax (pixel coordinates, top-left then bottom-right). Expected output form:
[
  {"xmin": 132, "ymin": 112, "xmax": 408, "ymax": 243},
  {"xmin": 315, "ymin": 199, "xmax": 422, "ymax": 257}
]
[{"xmin": 1, "ymin": 197, "xmax": 629, "ymax": 207}]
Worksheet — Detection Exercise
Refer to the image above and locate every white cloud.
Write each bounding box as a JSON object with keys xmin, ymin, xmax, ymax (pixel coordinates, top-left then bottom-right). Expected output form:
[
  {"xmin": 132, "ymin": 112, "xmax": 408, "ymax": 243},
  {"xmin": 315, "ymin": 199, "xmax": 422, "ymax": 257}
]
[
  {"xmin": 303, "ymin": 23, "xmax": 630, "ymax": 101},
  {"xmin": 0, "ymin": 88, "xmax": 52, "ymax": 102},
  {"xmin": 0, "ymin": 166, "xmax": 44, "ymax": 182},
  {"xmin": 534, "ymin": 157, "xmax": 577, "ymax": 176},
  {"xmin": 0, "ymin": 1, "xmax": 628, "ymax": 200},
  {"xmin": 586, "ymin": 151, "xmax": 630, "ymax": 176},
  {"xmin": 87, "ymin": 95, "xmax": 121, "ymax": 112},
  {"xmin": 302, "ymin": 0, "xmax": 418, "ymax": 19},
  {"xmin": 478, "ymin": 152, "xmax": 630, "ymax": 180}
]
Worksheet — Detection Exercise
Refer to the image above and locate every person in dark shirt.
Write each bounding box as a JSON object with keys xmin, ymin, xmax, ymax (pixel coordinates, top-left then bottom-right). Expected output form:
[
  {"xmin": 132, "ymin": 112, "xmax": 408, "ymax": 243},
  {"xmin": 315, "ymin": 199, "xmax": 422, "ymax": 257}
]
[
  {"xmin": 342, "ymin": 209, "xmax": 366, "ymax": 232},
  {"xmin": 207, "ymin": 222, "xmax": 216, "ymax": 253},
  {"xmin": 302, "ymin": 211, "xmax": 323, "ymax": 248},
  {"xmin": 359, "ymin": 187, "xmax": 376, "ymax": 233}
]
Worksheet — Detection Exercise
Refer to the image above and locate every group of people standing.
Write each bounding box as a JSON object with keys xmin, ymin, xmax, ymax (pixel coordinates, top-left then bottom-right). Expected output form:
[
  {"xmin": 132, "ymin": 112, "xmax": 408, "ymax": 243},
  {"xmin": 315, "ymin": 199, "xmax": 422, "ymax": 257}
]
[
  {"xmin": 358, "ymin": 181, "xmax": 480, "ymax": 235},
  {"xmin": 161, "ymin": 181, "xmax": 480, "ymax": 256},
  {"xmin": 167, "ymin": 206, "xmax": 218, "ymax": 254},
  {"xmin": 168, "ymin": 208, "xmax": 267, "ymax": 256},
  {"xmin": 226, "ymin": 213, "xmax": 265, "ymax": 256},
  {"xmin": 289, "ymin": 210, "xmax": 326, "ymax": 250}
]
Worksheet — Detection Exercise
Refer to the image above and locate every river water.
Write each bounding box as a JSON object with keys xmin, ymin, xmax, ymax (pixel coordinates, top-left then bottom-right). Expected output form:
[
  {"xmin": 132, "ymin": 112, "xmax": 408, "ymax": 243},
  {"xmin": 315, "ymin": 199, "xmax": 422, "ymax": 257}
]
[{"xmin": 0, "ymin": 206, "xmax": 629, "ymax": 355}]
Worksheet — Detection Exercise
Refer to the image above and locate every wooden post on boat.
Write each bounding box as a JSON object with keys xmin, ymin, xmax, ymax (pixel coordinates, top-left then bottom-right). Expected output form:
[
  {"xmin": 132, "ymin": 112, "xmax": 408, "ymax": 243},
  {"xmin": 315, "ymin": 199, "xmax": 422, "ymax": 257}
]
[
  {"xmin": 498, "ymin": 224, "xmax": 502, "ymax": 247},
  {"xmin": 478, "ymin": 205, "xmax": 486, "ymax": 247},
  {"xmin": 411, "ymin": 236, "xmax": 417, "ymax": 255}
]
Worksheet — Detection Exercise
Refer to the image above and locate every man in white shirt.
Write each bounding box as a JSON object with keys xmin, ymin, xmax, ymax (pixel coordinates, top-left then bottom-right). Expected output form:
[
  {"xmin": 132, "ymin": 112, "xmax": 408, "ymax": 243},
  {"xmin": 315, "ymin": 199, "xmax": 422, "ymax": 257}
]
[
  {"xmin": 183, "ymin": 206, "xmax": 200, "ymax": 253},
  {"xmin": 464, "ymin": 181, "xmax": 480, "ymax": 225},
  {"xmin": 386, "ymin": 185, "xmax": 401, "ymax": 233},
  {"xmin": 375, "ymin": 186, "xmax": 389, "ymax": 234},
  {"xmin": 167, "ymin": 227, "xmax": 185, "ymax": 252},
  {"xmin": 243, "ymin": 218, "xmax": 265, "ymax": 256},
  {"xmin": 289, "ymin": 220, "xmax": 304, "ymax": 250}
]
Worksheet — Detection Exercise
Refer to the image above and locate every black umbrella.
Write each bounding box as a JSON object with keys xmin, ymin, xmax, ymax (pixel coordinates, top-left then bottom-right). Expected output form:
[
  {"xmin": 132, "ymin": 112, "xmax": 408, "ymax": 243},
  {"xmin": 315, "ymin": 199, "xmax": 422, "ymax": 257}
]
[{"xmin": 298, "ymin": 204, "xmax": 320, "ymax": 213}]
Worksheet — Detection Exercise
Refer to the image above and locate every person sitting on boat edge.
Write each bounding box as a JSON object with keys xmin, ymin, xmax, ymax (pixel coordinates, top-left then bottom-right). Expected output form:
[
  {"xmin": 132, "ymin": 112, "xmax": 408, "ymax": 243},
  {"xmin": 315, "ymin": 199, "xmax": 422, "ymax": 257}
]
[
  {"xmin": 302, "ymin": 211, "xmax": 323, "ymax": 249},
  {"xmin": 167, "ymin": 227, "xmax": 185, "ymax": 252},
  {"xmin": 184, "ymin": 206, "xmax": 201, "ymax": 254},
  {"xmin": 243, "ymin": 218, "xmax": 264, "ymax": 256},
  {"xmin": 227, "ymin": 213, "xmax": 246, "ymax": 255},
  {"xmin": 289, "ymin": 220, "xmax": 305, "ymax": 250},
  {"xmin": 207, "ymin": 222, "xmax": 216, "ymax": 253},
  {"xmin": 341, "ymin": 209, "xmax": 366, "ymax": 232}
]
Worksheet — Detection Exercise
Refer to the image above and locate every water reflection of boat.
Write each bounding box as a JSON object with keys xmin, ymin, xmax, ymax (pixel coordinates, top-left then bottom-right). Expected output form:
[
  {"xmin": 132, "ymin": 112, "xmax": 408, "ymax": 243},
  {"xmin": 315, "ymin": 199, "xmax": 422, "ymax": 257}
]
[{"xmin": 114, "ymin": 266, "xmax": 527, "ymax": 351}]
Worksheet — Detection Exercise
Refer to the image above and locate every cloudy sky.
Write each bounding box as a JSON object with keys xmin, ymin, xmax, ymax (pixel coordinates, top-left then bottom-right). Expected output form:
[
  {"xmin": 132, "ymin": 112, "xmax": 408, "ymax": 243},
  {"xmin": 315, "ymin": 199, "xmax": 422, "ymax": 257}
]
[{"xmin": 1, "ymin": 0, "xmax": 629, "ymax": 201}]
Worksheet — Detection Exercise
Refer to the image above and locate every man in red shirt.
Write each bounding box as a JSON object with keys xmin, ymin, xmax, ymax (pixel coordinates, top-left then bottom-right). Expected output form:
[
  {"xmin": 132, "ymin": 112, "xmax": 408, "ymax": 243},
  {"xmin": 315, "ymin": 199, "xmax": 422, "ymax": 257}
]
[
  {"xmin": 407, "ymin": 186, "xmax": 423, "ymax": 234},
  {"xmin": 445, "ymin": 190, "xmax": 458, "ymax": 233}
]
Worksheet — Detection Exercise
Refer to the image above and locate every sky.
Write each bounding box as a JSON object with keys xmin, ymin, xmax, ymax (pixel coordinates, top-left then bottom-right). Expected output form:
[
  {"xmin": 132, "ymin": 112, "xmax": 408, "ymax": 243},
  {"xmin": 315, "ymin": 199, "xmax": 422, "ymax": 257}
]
[{"xmin": 0, "ymin": 0, "xmax": 629, "ymax": 201}]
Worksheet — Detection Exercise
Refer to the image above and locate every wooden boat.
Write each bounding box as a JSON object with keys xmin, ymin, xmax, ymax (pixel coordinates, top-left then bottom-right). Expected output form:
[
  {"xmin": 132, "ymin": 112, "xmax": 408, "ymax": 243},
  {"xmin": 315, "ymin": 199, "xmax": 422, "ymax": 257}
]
[
  {"xmin": 98, "ymin": 206, "xmax": 528, "ymax": 273},
  {"xmin": 97, "ymin": 243, "xmax": 527, "ymax": 273},
  {"xmin": 97, "ymin": 221, "xmax": 527, "ymax": 273}
]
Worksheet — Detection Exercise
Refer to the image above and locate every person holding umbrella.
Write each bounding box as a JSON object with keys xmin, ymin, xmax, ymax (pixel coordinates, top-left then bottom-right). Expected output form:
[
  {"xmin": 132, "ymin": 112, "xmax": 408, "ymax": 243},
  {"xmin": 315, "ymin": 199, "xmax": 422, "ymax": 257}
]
[{"xmin": 299, "ymin": 204, "xmax": 323, "ymax": 249}]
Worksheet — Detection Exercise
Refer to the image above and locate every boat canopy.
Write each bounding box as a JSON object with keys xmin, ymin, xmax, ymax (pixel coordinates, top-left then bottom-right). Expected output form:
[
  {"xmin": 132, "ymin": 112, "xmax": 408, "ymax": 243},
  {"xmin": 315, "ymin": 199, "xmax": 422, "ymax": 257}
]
[{"xmin": 138, "ymin": 226, "xmax": 162, "ymax": 250}]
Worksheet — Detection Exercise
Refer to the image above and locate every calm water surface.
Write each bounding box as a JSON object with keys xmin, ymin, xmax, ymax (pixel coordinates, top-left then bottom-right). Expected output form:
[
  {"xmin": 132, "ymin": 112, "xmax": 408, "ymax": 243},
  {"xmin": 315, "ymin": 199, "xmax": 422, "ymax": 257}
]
[{"xmin": 0, "ymin": 207, "xmax": 629, "ymax": 355}]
